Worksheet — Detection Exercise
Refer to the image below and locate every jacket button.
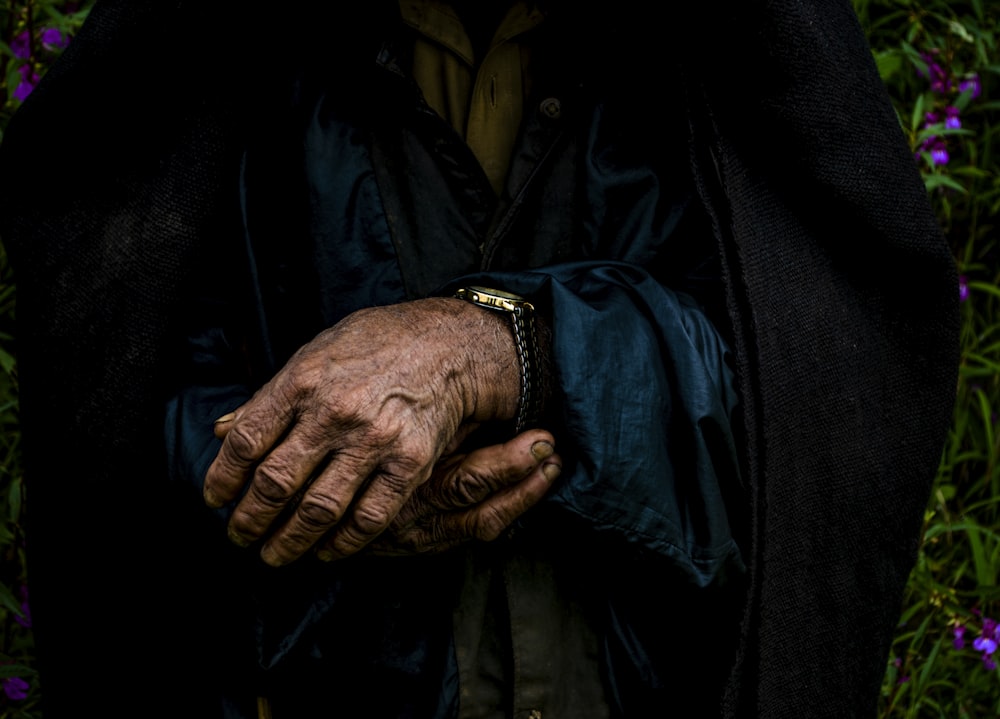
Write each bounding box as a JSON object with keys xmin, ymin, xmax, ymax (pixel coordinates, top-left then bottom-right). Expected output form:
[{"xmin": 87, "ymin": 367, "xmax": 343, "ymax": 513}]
[{"xmin": 539, "ymin": 97, "xmax": 561, "ymax": 121}]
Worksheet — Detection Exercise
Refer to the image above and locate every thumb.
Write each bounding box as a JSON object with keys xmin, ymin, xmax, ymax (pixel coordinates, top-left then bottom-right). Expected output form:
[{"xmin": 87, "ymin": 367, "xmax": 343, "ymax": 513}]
[{"xmin": 431, "ymin": 429, "xmax": 559, "ymax": 510}]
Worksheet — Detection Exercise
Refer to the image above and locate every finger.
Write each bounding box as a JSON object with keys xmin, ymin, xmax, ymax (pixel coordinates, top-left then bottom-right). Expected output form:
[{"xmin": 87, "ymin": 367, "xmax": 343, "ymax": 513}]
[
  {"xmin": 213, "ymin": 411, "xmax": 236, "ymax": 440},
  {"xmin": 389, "ymin": 429, "xmax": 555, "ymax": 530},
  {"xmin": 259, "ymin": 446, "xmax": 382, "ymax": 566},
  {"xmin": 425, "ymin": 429, "xmax": 557, "ymax": 512},
  {"xmin": 393, "ymin": 459, "xmax": 561, "ymax": 554},
  {"xmin": 225, "ymin": 423, "xmax": 346, "ymax": 550},
  {"xmin": 203, "ymin": 386, "xmax": 295, "ymax": 508},
  {"xmin": 314, "ymin": 445, "xmax": 441, "ymax": 562}
]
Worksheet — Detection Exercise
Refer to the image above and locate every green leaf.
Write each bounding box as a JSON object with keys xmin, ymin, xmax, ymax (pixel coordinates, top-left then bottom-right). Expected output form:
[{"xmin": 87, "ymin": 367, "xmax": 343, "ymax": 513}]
[
  {"xmin": 962, "ymin": 353, "xmax": 1000, "ymax": 375},
  {"xmin": 924, "ymin": 173, "xmax": 968, "ymax": 193},
  {"xmin": 8, "ymin": 477, "xmax": 22, "ymax": 525},
  {"xmin": 0, "ymin": 580, "xmax": 23, "ymax": 617},
  {"xmin": 936, "ymin": 484, "xmax": 957, "ymax": 501},
  {"xmin": 0, "ymin": 664, "xmax": 34, "ymax": 680},
  {"xmin": 915, "ymin": 126, "xmax": 975, "ymax": 143},
  {"xmin": 949, "ymin": 166, "xmax": 990, "ymax": 179},
  {"xmin": 0, "ymin": 346, "xmax": 15, "ymax": 377},
  {"xmin": 949, "ymin": 20, "xmax": 975, "ymax": 44},
  {"xmin": 968, "ymin": 280, "xmax": 1000, "ymax": 301},
  {"xmin": 911, "ymin": 93, "xmax": 927, "ymax": 133},
  {"xmin": 964, "ymin": 523, "xmax": 996, "ymax": 589},
  {"xmin": 875, "ymin": 49, "xmax": 903, "ymax": 81},
  {"xmin": 952, "ymin": 86, "xmax": 977, "ymax": 112}
]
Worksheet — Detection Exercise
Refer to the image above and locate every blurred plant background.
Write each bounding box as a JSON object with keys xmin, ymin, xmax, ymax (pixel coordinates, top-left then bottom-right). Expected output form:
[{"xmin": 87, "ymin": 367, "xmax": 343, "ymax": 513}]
[
  {"xmin": 1, "ymin": 1, "xmax": 94, "ymax": 713},
  {"xmin": 0, "ymin": 0, "xmax": 997, "ymax": 716},
  {"xmin": 853, "ymin": 0, "xmax": 1000, "ymax": 715}
]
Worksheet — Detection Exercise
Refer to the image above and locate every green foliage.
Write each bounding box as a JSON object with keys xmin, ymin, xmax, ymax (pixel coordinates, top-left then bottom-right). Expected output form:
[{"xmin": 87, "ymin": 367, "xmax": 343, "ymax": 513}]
[
  {"xmin": 0, "ymin": 0, "xmax": 996, "ymax": 716},
  {"xmin": 1, "ymin": 0, "xmax": 90, "ymax": 144},
  {"xmin": 854, "ymin": 0, "xmax": 1000, "ymax": 715},
  {"xmin": 0, "ymin": 1, "xmax": 93, "ymax": 711}
]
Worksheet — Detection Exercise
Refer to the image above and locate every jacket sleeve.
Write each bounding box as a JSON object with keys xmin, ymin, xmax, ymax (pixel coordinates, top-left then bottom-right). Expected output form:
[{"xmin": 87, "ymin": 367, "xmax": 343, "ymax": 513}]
[
  {"xmin": 163, "ymin": 327, "xmax": 253, "ymax": 530},
  {"xmin": 442, "ymin": 261, "xmax": 746, "ymax": 589}
]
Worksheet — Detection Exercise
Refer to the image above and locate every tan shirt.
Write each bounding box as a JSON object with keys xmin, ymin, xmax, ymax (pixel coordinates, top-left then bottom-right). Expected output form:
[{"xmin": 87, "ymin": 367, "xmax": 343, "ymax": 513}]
[{"xmin": 398, "ymin": 0, "xmax": 544, "ymax": 195}]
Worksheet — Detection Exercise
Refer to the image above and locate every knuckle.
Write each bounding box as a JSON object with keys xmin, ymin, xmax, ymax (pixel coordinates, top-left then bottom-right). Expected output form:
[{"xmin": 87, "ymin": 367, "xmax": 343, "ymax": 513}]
[
  {"xmin": 284, "ymin": 366, "xmax": 314, "ymax": 398},
  {"xmin": 229, "ymin": 506, "xmax": 270, "ymax": 538},
  {"xmin": 225, "ymin": 424, "xmax": 266, "ymax": 464},
  {"xmin": 381, "ymin": 448, "xmax": 433, "ymax": 483},
  {"xmin": 389, "ymin": 431, "xmax": 436, "ymax": 469},
  {"xmin": 473, "ymin": 506, "xmax": 510, "ymax": 543},
  {"xmin": 296, "ymin": 493, "xmax": 346, "ymax": 529},
  {"xmin": 253, "ymin": 461, "xmax": 300, "ymax": 504},
  {"xmin": 351, "ymin": 501, "xmax": 394, "ymax": 536},
  {"xmin": 281, "ymin": 352, "xmax": 323, "ymax": 391},
  {"xmin": 445, "ymin": 470, "xmax": 489, "ymax": 506},
  {"xmin": 262, "ymin": 539, "xmax": 304, "ymax": 566},
  {"xmin": 360, "ymin": 421, "xmax": 404, "ymax": 458},
  {"xmin": 331, "ymin": 524, "xmax": 375, "ymax": 556}
]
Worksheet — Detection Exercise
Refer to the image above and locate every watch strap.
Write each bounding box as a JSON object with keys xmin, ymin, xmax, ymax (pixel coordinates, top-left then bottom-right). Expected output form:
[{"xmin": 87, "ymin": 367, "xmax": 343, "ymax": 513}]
[{"xmin": 455, "ymin": 286, "xmax": 540, "ymax": 433}]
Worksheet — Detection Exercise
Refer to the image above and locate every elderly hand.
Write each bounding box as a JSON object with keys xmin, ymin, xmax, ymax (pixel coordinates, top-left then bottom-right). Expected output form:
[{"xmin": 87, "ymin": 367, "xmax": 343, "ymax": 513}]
[
  {"xmin": 204, "ymin": 298, "xmax": 526, "ymax": 566},
  {"xmin": 364, "ymin": 429, "xmax": 561, "ymax": 557}
]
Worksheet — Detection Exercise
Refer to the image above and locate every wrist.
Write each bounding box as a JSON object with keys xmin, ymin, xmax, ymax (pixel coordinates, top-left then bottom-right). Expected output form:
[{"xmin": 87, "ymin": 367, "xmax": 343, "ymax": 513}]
[{"xmin": 453, "ymin": 286, "xmax": 544, "ymax": 432}]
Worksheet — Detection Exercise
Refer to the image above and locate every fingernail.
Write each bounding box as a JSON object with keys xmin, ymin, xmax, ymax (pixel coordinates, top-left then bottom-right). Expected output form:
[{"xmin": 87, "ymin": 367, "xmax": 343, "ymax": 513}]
[
  {"xmin": 204, "ymin": 487, "xmax": 223, "ymax": 509},
  {"xmin": 213, "ymin": 413, "xmax": 237, "ymax": 439},
  {"xmin": 316, "ymin": 550, "xmax": 334, "ymax": 562},
  {"xmin": 260, "ymin": 545, "xmax": 285, "ymax": 567},
  {"xmin": 542, "ymin": 462, "xmax": 561, "ymax": 481},
  {"xmin": 227, "ymin": 527, "xmax": 251, "ymax": 548},
  {"xmin": 531, "ymin": 441, "xmax": 554, "ymax": 461}
]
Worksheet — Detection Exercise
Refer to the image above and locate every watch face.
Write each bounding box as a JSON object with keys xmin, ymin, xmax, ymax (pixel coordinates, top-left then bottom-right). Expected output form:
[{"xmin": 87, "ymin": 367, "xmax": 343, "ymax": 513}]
[
  {"xmin": 457, "ymin": 286, "xmax": 534, "ymax": 313},
  {"xmin": 466, "ymin": 286, "xmax": 523, "ymax": 301}
]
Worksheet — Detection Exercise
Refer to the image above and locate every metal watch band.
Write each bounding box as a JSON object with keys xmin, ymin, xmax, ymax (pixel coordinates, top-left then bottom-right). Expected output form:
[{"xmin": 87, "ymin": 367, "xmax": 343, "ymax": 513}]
[{"xmin": 454, "ymin": 286, "xmax": 540, "ymax": 433}]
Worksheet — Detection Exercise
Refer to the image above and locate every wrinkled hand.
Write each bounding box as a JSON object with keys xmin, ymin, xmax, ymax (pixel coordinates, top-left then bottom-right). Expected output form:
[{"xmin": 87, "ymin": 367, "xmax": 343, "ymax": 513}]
[
  {"xmin": 366, "ymin": 429, "xmax": 561, "ymax": 557},
  {"xmin": 204, "ymin": 298, "xmax": 523, "ymax": 566}
]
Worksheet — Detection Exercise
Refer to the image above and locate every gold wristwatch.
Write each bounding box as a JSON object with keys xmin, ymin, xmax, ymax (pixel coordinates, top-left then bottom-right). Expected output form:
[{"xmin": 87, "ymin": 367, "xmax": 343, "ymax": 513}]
[{"xmin": 455, "ymin": 286, "xmax": 540, "ymax": 433}]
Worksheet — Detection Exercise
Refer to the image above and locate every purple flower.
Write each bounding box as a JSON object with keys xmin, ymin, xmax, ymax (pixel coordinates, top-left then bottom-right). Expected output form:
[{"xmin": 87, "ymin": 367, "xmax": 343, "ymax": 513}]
[
  {"xmin": 973, "ymin": 617, "xmax": 998, "ymax": 665},
  {"xmin": 959, "ymin": 74, "xmax": 982, "ymax": 99},
  {"xmin": 917, "ymin": 134, "xmax": 949, "ymax": 166},
  {"xmin": 953, "ymin": 624, "xmax": 967, "ymax": 648},
  {"xmin": 13, "ymin": 81, "xmax": 35, "ymax": 102},
  {"xmin": 12, "ymin": 65, "xmax": 40, "ymax": 102},
  {"xmin": 2, "ymin": 676, "xmax": 28, "ymax": 701},
  {"xmin": 39, "ymin": 27, "xmax": 69, "ymax": 51},
  {"xmin": 944, "ymin": 106, "xmax": 961, "ymax": 130},
  {"xmin": 10, "ymin": 30, "xmax": 30, "ymax": 59},
  {"xmin": 959, "ymin": 276, "xmax": 969, "ymax": 302},
  {"xmin": 927, "ymin": 61, "xmax": 950, "ymax": 94},
  {"xmin": 983, "ymin": 617, "xmax": 997, "ymax": 637},
  {"xmin": 974, "ymin": 635, "xmax": 997, "ymax": 654}
]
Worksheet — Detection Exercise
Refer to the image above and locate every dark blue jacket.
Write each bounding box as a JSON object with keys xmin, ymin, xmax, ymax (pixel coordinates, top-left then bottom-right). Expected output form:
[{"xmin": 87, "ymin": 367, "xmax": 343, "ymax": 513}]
[{"xmin": 163, "ymin": 17, "xmax": 746, "ymax": 715}]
